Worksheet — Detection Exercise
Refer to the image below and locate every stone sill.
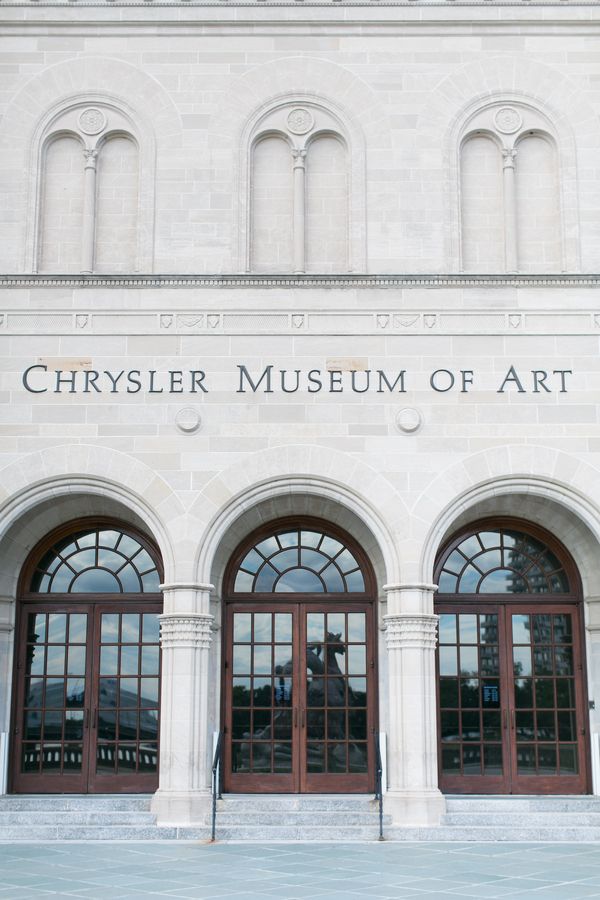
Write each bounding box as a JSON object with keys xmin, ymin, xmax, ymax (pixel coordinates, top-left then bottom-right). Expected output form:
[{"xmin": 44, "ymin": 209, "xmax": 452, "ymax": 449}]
[{"xmin": 2, "ymin": 273, "xmax": 600, "ymax": 289}]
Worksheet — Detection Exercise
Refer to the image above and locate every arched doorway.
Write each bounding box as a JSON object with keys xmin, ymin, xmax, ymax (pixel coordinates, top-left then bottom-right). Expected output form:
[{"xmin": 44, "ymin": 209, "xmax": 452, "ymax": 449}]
[
  {"xmin": 11, "ymin": 518, "xmax": 163, "ymax": 794},
  {"xmin": 434, "ymin": 517, "xmax": 590, "ymax": 794},
  {"xmin": 222, "ymin": 517, "xmax": 378, "ymax": 794}
]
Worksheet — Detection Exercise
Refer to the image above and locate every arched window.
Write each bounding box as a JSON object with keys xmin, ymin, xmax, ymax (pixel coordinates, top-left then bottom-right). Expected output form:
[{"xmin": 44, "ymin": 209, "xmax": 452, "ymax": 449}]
[
  {"xmin": 232, "ymin": 526, "xmax": 366, "ymax": 594},
  {"xmin": 35, "ymin": 103, "xmax": 143, "ymax": 275},
  {"xmin": 458, "ymin": 102, "xmax": 563, "ymax": 273},
  {"xmin": 436, "ymin": 526, "xmax": 570, "ymax": 595},
  {"xmin": 246, "ymin": 101, "xmax": 353, "ymax": 274},
  {"xmin": 28, "ymin": 525, "xmax": 161, "ymax": 594}
]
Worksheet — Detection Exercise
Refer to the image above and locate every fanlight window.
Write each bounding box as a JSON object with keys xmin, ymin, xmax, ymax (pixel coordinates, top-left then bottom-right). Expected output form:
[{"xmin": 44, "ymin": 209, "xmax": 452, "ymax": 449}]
[
  {"xmin": 233, "ymin": 528, "xmax": 365, "ymax": 593},
  {"xmin": 437, "ymin": 528, "xmax": 569, "ymax": 595},
  {"xmin": 30, "ymin": 528, "xmax": 161, "ymax": 594}
]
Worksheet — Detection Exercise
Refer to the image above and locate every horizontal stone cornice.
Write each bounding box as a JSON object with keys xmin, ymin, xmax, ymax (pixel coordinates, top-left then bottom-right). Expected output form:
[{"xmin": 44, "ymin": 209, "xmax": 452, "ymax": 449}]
[
  {"xmin": 2, "ymin": 274, "xmax": 600, "ymax": 289},
  {"xmin": 383, "ymin": 583, "xmax": 438, "ymax": 594}
]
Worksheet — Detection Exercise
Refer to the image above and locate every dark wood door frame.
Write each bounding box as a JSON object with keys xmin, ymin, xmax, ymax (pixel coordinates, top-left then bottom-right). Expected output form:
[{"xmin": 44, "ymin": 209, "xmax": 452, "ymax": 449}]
[
  {"xmin": 436, "ymin": 599, "xmax": 590, "ymax": 795},
  {"xmin": 10, "ymin": 598, "xmax": 162, "ymax": 794},
  {"xmin": 222, "ymin": 598, "xmax": 377, "ymax": 794}
]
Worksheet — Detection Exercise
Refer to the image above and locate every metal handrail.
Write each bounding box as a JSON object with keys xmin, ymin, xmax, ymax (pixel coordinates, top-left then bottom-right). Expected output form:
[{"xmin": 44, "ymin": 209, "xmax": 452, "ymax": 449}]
[
  {"xmin": 210, "ymin": 731, "xmax": 224, "ymax": 842},
  {"xmin": 373, "ymin": 731, "xmax": 384, "ymax": 841}
]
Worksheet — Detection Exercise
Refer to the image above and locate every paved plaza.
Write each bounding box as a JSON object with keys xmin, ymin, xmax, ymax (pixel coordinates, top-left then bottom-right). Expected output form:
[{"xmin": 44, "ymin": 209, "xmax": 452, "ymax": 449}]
[{"xmin": 1, "ymin": 842, "xmax": 600, "ymax": 899}]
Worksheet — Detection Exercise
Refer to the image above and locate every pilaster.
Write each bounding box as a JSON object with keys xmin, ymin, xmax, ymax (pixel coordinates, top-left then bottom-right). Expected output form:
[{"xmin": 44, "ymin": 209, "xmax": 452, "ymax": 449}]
[
  {"xmin": 152, "ymin": 583, "xmax": 215, "ymax": 825},
  {"xmin": 382, "ymin": 583, "xmax": 445, "ymax": 826}
]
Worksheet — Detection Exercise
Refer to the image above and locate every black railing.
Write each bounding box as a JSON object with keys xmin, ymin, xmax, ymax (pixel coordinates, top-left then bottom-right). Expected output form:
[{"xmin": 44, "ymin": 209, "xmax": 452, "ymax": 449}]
[
  {"xmin": 373, "ymin": 731, "xmax": 384, "ymax": 841},
  {"xmin": 210, "ymin": 731, "xmax": 224, "ymax": 843}
]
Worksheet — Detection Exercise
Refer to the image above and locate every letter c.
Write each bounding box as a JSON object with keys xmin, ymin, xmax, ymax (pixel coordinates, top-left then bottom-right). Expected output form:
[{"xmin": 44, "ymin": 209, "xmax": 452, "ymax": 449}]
[{"xmin": 22, "ymin": 364, "xmax": 48, "ymax": 393}]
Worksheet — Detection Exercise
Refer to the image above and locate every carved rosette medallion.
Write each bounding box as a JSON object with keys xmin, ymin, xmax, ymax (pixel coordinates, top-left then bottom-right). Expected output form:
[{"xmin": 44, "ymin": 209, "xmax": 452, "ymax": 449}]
[
  {"xmin": 395, "ymin": 407, "xmax": 423, "ymax": 434},
  {"xmin": 494, "ymin": 106, "xmax": 522, "ymax": 135},
  {"xmin": 384, "ymin": 614, "xmax": 439, "ymax": 651},
  {"xmin": 159, "ymin": 614, "xmax": 213, "ymax": 650},
  {"xmin": 287, "ymin": 108, "xmax": 314, "ymax": 135},
  {"xmin": 175, "ymin": 407, "xmax": 202, "ymax": 434},
  {"xmin": 78, "ymin": 107, "xmax": 107, "ymax": 136}
]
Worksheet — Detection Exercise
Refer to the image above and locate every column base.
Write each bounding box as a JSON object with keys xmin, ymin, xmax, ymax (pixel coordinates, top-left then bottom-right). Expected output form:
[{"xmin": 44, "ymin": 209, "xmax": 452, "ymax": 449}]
[
  {"xmin": 151, "ymin": 790, "xmax": 212, "ymax": 826},
  {"xmin": 383, "ymin": 789, "xmax": 446, "ymax": 826}
]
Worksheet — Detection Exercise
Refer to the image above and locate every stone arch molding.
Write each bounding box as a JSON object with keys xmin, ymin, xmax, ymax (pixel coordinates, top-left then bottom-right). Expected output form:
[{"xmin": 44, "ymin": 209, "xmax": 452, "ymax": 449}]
[
  {"xmin": 0, "ymin": 57, "xmax": 181, "ymax": 274},
  {"xmin": 209, "ymin": 56, "xmax": 389, "ymax": 273},
  {"xmin": 0, "ymin": 444, "xmax": 183, "ymax": 589},
  {"xmin": 416, "ymin": 445, "xmax": 600, "ymax": 596},
  {"xmin": 189, "ymin": 444, "xmax": 407, "ymax": 591},
  {"xmin": 421, "ymin": 56, "xmax": 589, "ymax": 272}
]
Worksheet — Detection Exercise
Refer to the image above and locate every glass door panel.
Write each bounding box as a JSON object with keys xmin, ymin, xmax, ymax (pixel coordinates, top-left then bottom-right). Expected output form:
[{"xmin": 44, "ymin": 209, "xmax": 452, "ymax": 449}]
[
  {"xmin": 302, "ymin": 608, "xmax": 371, "ymax": 792},
  {"xmin": 438, "ymin": 609, "xmax": 508, "ymax": 792},
  {"xmin": 88, "ymin": 606, "xmax": 161, "ymax": 792},
  {"xmin": 226, "ymin": 607, "xmax": 296, "ymax": 791},
  {"xmin": 510, "ymin": 609, "xmax": 586, "ymax": 793},
  {"xmin": 14, "ymin": 608, "xmax": 91, "ymax": 792}
]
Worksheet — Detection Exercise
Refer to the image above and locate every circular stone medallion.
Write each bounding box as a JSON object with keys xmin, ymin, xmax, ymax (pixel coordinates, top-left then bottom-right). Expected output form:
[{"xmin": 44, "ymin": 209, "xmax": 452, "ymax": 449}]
[
  {"xmin": 494, "ymin": 106, "xmax": 522, "ymax": 135},
  {"xmin": 395, "ymin": 407, "xmax": 423, "ymax": 434},
  {"xmin": 78, "ymin": 107, "xmax": 107, "ymax": 136},
  {"xmin": 286, "ymin": 108, "xmax": 315, "ymax": 135},
  {"xmin": 175, "ymin": 407, "xmax": 202, "ymax": 434}
]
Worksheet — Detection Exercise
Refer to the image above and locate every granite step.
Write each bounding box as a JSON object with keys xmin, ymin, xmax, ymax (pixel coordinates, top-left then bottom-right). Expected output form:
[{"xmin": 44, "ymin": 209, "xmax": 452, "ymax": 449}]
[
  {"xmin": 445, "ymin": 795, "xmax": 600, "ymax": 812},
  {"xmin": 217, "ymin": 795, "xmax": 381, "ymax": 812},
  {"xmin": 215, "ymin": 810, "xmax": 389, "ymax": 827},
  {"xmin": 0, "ymin": 795, "xmax": 152, "ymax": 812},
  {"xmin": 386, "ymin": 824, "xmax": 600, "ymax": 842},
  {"xmin": 0, "ymin": 824, "xmax": 210, "ymax": 842},
  {"xmin": 210, "ymin": 824, "xmax": 386, "ymax": 842},
  {"xmin": 443, "ymin": 811, "xmax": 600, "ymax": 827},
  {"xmin": 0, "ymin": 810, "xmax": 157, "ymax": 826}
]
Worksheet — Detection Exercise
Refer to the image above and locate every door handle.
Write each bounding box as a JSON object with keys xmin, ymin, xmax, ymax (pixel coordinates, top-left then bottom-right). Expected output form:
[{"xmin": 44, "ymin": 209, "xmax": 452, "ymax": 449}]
[
  {"xmin": 511, "ymin": 709, "xmax": 515, "ymax": 731},
  {"xmin": 503, "ymin": 709, "xmax": 508, "ymax": 731},
  {"xmin": 300, "ymin": 708, "xmax": 306, "ymax": 729},
  {"xmin": 92, "ymin": 708, "xmax": 98, "ymax": 729},
  {"xmin": 293, "ymin": 707, "xmax": 298, "ymax": 728},
  {"xmin": 84, "ymin": 709, "xmax": 89, "ymax": 730}
]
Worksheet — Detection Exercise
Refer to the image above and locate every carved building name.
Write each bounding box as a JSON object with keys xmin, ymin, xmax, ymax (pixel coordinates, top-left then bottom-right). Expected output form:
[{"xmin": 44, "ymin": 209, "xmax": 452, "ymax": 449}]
[{"xmin": 22, "ymin": 363, "xmax": 573, "ymax": 395}]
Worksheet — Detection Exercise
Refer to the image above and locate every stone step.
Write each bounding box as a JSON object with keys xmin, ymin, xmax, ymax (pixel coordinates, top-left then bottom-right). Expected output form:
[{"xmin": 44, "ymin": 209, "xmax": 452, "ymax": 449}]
[
  {"xmin": 215, "ymin": 810, "xmax": 390, "ymax": 827},
  {"xmin": 445, "ymin": 795, "xmax": 600, "ymax": 812},
  {"xmin": 217, "ymin": 795, "xmax": 380, "ymax": 812},
  {"xmin": 443, "ymin": 811, "xmax": 600, "ymax": 827},
  {"xmin": 0, "ymin": 824, "xmax": 210, "ymax": 842},
  {"xmin": 0, "ymin": 795, "xmax": 151, "ymax": 812},
  {"xmin": 386, "ymin": 825, "xmax": 600, "ymax": 842},
  {"xmin": 210, "ymin": 825, "xmax": 385, "ymax": 842},
  {"xmin": 0, "ymin": 810, "xmax": 156, "ymax": 825}
]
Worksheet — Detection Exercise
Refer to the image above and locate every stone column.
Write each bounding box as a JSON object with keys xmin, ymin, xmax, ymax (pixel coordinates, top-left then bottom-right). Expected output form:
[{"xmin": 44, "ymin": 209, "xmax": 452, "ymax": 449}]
[
  {"xmin": 151, "ymin": 583, "xmax": 214, "ymax": 825},
  {"xmin": 383, "ymin": 583, "xmax": 445, "ymax": 825},
  {"xmin": 502, "ymin": 148, "xmax": 518, "ymax": 273},
  {"xmin": 292, "ymin": 149, "xmax": 307, "ymax": 274},
  {"xmin": 81, "ymin": 148, "xmax": 98, "ymax": 275},
  {"xmin": 0, "ymin": 598, "xmax": 14, "ymax": 795}
]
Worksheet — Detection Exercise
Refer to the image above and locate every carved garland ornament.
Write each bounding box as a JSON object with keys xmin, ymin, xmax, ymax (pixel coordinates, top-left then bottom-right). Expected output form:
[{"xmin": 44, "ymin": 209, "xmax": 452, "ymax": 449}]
[
  {"xmin": 384, "ymin": 614, "xmax": 439, "ymax": 651},
  {"xmin": 159, "ymin": 614, "xmax": 213, "ymax": 649}
]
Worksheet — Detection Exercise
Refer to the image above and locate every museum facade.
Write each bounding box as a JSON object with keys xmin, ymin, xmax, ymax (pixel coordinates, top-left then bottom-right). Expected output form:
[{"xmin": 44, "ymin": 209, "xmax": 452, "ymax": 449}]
[{"xmin": 1, "ymin": 0, "xmax": 600, "ymax": 830}]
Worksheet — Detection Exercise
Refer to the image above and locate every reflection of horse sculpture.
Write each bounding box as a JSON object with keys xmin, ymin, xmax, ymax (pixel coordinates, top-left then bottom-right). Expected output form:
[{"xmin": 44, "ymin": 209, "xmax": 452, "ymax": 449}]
[{"xmin": 236, "ymin": 633, "xmax": 355, "ymax": 772}]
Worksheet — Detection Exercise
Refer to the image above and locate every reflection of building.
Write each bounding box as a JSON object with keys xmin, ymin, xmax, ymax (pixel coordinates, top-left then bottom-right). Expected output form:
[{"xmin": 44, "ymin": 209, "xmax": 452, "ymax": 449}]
[{"xmin": 1, "ymin": 0, "xmax": 600, "ymax": 838}]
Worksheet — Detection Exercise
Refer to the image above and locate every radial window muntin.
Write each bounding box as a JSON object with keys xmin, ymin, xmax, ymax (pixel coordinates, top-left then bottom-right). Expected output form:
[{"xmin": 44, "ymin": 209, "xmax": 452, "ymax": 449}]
[
  {"xmin": 436, "ymin": 527, "xmax": 570, "ymax": 595},
  {"xmin": 233, "ymin": 528, "xmax": 366, "ymax": 593},
  {"xmin": 29, "ymin": 527, "xmax": 161, "ymax": 594}
]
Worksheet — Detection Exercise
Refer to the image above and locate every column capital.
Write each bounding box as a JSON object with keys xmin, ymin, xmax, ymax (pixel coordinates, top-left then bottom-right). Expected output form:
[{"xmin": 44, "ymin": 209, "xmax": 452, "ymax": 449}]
[
  {"xmin": 83, "ymin": 148, "xmax": 98, "ymax": 169},
  {"xmin": 383, "ymin": 613, "xmax": 438, "ymax": 650},
  {"xmin": 158, "ymin": 613, "xmax": 214, "ymax": 649},
  {"xmin": 502, "ymin": 147, "xmax": 517, "ymax": 169}
]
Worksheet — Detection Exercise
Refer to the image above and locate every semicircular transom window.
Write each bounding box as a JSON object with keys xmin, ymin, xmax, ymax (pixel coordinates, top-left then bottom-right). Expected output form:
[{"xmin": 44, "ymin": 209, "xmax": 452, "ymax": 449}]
[
  {"xmin": 233, "ymin": 528, "xmax": 366, "ymax": 593},
  {"xmin": 30, "ymin": 527, "xmax": 161, "ymax": 594},
  {"xmin": 437, "ymin": 528, "xmax": 570, "ymax": 595}
]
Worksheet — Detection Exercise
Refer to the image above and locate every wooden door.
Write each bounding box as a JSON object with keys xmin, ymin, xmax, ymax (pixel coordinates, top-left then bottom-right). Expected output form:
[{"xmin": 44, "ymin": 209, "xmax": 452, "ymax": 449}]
[
  {"xmin": 437, "ymin": 603, "xmax": 588, "ymax": 794},
  {"xmin": 11, "ymin": 601, "xmax": 161, "ymax": 793},
  {"xmin": 223, "ymin": 601, "xmax": 376, "ymax": 793}
]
